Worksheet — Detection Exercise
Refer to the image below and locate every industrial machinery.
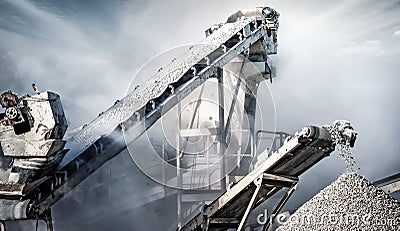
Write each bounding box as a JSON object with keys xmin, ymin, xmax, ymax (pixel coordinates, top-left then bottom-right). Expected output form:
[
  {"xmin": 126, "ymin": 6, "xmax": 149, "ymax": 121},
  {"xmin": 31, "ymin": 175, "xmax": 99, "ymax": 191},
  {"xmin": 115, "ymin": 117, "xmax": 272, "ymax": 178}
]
[
  {"xmin": 178, "ymin": 121, "xmax": 357, "ymax": 231},
  {"xmin": 0, "ymin": 90, "xmax": 68, "ymax": 194},
  {"xmin": 0, "ymin": 6, "xmax": 358, "ymax": 231}
]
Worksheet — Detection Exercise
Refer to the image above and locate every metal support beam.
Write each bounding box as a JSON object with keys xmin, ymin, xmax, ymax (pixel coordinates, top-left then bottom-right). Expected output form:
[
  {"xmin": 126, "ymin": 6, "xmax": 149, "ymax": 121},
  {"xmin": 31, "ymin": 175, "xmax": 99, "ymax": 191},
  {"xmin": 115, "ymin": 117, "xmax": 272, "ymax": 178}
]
[
  {"xmin": 381, "ymin": 180, "xmax": 400, "ymax": 194},
  {"xmin": 177, "ymin": 102, "xmax": 183, "ymax": 229},
  {"xmin": 373, "ymin": 172, "xmax": 400, "ymax": 186},
  {"xmin": 224, "ymin": 58, "xmax": 246, "ymax": 138},
  {"xmin": 262, "ymin": 173, "xmax": 298, "ymax": 187},
  {"xmin": 263, "ymin": 182, "xmax": 298, "ymax": 231},
  {"xmin": 262, "ymin": 173, "xmax": 298, "ymax": 183},
  {"xmin": 43, "ymin": 209, "xmax": 54, "ymax": 231},
  {"xmin": 209, "ymin": 218, "xmax": 240, "ymax": 224},
  {"xmin": 218, "ymin": 68, "xmax": 227, "ymax": 192},
  {"xmin": 373, "ymin": 172, "xmax": 400, "ymax": 194},
  {"xmin": 237, "ymin": 176, "xmax": 263, "ymax": 230},
  {"xmin": 201, "ymin": 214, "xmax": 209, "ymax": 231}
]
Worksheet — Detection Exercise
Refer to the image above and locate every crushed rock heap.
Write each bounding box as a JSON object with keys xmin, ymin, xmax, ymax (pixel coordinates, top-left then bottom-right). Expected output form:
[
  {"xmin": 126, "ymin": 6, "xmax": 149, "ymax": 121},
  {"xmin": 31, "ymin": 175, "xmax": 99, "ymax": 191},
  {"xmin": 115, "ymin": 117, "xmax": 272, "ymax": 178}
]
[{"xmin": 277, "ymin": 172, "xmax": 400, "ymax": 231}]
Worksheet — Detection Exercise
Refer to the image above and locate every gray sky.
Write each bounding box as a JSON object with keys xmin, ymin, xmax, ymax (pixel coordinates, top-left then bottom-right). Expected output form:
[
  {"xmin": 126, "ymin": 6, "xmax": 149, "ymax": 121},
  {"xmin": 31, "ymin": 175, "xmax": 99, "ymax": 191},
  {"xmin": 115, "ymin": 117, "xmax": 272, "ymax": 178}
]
[{"xmin": 0, "ymin": 0, "xmax": 399, "ymax": 229}]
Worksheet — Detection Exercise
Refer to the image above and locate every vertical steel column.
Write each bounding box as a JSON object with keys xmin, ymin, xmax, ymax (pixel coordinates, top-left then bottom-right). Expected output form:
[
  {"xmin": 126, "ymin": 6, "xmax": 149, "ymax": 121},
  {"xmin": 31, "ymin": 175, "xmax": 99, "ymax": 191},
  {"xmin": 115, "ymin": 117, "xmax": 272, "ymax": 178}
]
[
  {"xmin": 218, "ymin": 68, "xmax": 226, "ymax": 192},
  {"xmin": 243, "ymin": 81, "xmax": 259, "ymax": 170},
  {"xmin": 43, "ymin": 209, "xmax": 53, "ymax": 231},
  {"xmin": 162, "ymin": 141, "xmax": 166, "ymax": 186},
  {"xmin": 177, "ymin": 102, "xmax": 183, "ymax": 228}
]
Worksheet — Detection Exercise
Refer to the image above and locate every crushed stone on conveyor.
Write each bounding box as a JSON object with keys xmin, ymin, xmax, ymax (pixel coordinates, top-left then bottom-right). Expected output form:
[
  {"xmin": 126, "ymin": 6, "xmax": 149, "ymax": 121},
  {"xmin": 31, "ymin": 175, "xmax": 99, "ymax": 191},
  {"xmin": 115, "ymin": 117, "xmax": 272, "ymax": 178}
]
[
  {"xmin": 277, "ymin": 172, "xmax": 400, "ymax": 231},
  {"xmin": 64, "ymin": 18, "xmax": 254, "ymax": 159}
]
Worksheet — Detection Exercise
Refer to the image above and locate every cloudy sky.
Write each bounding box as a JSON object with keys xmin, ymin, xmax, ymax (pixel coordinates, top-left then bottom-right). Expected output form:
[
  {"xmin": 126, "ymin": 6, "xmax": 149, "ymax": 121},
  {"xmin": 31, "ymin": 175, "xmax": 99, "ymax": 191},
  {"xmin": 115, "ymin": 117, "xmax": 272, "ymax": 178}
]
[{"xmin": 0, "ymin": 0, "xmax": 399, "ymax": 229}]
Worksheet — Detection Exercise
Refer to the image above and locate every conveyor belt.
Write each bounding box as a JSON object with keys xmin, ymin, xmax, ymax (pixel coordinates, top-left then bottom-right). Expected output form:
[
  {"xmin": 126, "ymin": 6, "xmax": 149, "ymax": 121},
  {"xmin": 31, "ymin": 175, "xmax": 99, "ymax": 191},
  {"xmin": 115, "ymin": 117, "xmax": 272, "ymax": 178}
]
[
  {"xmin": 179, "ymin": 125, "xmax": 338, "ymax": 231},
  {"xmin": 0, "ymin": 7, "xmax": 360, "ymax": 231},
  {"xmin": 6, "ymin": 14, "xmax": 278, "ymax": 220},
  {"xmin": 60, "ymin": 17, "xmax": 262, "ymax": 168}
]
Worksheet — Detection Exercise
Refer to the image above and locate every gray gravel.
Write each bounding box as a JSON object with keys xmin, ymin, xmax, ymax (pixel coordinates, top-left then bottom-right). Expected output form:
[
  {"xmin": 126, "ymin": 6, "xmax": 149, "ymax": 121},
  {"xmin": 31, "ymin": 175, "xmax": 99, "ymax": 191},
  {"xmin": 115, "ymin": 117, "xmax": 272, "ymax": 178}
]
[
  {"xmin": 277, "ymin": 172, "xmax": 400, "ymax": 231},
  {"xmin": 61, "ymin": 17, "xmax": 254, "ymax": 165},
  {"xmin": 323, "ymin": 122, "xmax": 356, "ymax": 170}
]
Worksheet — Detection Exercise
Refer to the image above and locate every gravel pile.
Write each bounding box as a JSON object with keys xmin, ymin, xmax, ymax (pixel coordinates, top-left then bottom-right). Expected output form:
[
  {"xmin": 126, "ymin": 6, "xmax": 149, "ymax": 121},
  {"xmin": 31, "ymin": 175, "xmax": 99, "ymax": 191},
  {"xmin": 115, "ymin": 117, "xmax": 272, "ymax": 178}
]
[{"xmin": 277, "ymin": 172, "xmax": 400, "ymax": 231}]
